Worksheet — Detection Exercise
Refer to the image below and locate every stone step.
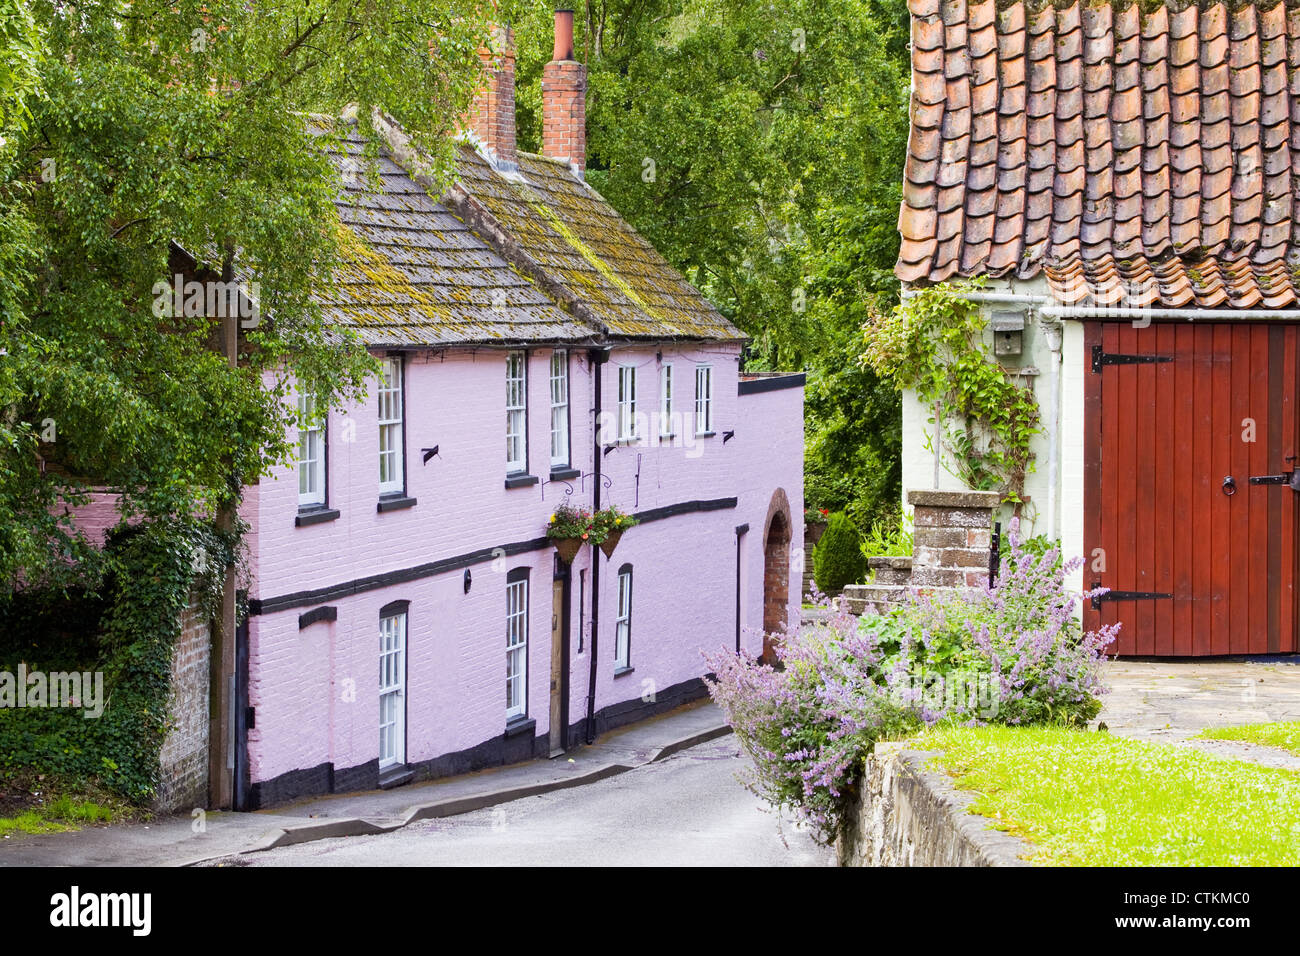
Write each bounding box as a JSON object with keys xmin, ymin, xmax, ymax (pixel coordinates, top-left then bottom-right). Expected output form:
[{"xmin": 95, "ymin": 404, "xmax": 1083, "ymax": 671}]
[
  {"xmin": 841, "ymin": 584, "xmax": 909, "ymax": 616},
  {"xmin": 867, "ymin": 555, "xmax": 913, "ymax": 586}
]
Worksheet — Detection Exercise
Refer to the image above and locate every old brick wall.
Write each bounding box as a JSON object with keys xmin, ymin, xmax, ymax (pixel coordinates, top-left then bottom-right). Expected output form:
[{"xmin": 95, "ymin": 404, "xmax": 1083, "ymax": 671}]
[
  {"xmin": 154, "ymin": 597, "xmax": 211, "ymax": 813},
  {"xmin": 908, "ymin": 490, "xmax": 1000, "ymax": 588}
]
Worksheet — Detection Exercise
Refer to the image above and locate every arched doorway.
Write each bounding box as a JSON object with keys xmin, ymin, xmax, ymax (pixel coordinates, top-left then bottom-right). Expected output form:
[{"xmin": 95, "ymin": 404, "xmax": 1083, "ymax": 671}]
[{"xmin": 761, "ymin": 491, "xmax": 792, "ymax": 664}]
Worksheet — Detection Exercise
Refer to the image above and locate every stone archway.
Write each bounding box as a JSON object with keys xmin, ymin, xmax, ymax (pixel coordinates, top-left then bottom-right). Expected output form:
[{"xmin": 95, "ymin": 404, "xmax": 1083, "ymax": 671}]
[{"xmin": 761, "ymin": 489, "xmax": 792, "ymax": 663}]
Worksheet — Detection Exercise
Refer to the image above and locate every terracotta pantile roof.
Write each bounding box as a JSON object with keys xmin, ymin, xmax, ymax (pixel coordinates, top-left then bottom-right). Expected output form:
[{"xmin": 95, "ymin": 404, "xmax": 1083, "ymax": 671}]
[{"xmin": 896, "ymin": 0, "xmax": 1300, "ymax": 309}]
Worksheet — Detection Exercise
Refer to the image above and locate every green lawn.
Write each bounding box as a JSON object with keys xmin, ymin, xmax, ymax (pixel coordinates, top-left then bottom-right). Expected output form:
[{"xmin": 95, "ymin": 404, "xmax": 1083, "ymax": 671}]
[
  {"xmin": 915, "ymin": 725, "xmax": 1300, "ymax": 866},
  {"xmin": 0, "ymin": 794, "xmax": 117, "ymax": 838},
  {"xmin": 1195, "ymin": 721, "xmax": 1300, "ymax": 756}
]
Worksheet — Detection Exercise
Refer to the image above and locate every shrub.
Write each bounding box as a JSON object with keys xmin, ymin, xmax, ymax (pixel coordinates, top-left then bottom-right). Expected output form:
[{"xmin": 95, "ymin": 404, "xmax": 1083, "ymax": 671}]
[
  {"xmin": 813, "ymin": 512, "xmax": 867, "ymax": 594},
  {"xmin": 705, "ymin": 518, "xmax": 1119, "ymax": 843},
  {"xmin": 860, "ymin": 510, "xmax": 913, "ymax": 559}
]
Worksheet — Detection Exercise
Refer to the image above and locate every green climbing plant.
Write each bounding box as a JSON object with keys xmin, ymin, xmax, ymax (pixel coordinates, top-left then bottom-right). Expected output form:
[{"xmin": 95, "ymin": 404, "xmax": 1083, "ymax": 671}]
[{"xmin": 863, "ymin": 281, "xmax": 1040, "ymax": 503}]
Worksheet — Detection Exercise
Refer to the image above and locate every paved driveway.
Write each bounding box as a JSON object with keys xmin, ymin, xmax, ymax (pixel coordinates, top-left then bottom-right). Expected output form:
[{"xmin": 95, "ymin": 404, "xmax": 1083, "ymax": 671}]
[{"xmin": 1098, "ymin": 659, "xmax": 1300, "ymax": 768}]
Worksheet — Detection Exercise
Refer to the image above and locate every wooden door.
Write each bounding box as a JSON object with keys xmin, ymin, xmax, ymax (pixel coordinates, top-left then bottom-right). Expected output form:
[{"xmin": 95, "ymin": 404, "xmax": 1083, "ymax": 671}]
[
  {"xmin": 1083, "ymin": 322, "xmax": 1299, "ymax": 656},
  {"xmin": 549, "ymin": 578, "xmax": 566, "ymax": 756}
]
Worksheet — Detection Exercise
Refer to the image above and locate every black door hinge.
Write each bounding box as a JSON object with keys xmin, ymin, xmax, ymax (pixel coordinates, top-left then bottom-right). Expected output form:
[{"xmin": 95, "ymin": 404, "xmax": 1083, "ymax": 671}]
[
  {"xmin": 1091, "ymin": 582, "xmax": 1172, "ymax": 610},
  {"xmin": 1091, "ymin": 344, "xmax": 1174, "ymax": 373},
  {"xmin": 245, "ymin": 705, "xmax": 255, "ymax": 730}
]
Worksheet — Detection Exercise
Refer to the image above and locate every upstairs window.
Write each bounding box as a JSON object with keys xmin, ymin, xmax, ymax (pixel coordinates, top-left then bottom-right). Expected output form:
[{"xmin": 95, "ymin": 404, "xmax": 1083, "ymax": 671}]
[
  {"xmin": 378, "ymin": 358, "xmax": 404, "ymax": 495},
  {"xmin": 550, "ymin": 350, "xmax": 569, "ymax": 467},
  {"xmin": 659, "ymin": 364, "xmax": 674, "ymax": 439},
  {"xmin": 297, "ymin": 391, "xmax": 326, "ymax": 508},
  {"xmin": 506, "ymin": 351, "xmax": 528, "ymax": 473},
  {"xmin": 694, "ymin": 364, "xmax": 713, "ymax": 435},
  {"xmin": 618, "ymin": 365, "xmax": 637, "ymax": 441}
]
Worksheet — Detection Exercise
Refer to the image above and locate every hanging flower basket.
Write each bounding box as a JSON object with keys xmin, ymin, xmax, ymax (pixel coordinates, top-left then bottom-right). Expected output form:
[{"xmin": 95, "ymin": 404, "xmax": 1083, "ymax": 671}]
[
  {"xmin": 547, "ymin": 502, "xmax": 594, "ymax": 564},
  {"xmin": 593, "ymin": 505, "xmax": 637, "ymax": 559},
  {"xmin": 599, "ymin": 529, "xmax": 624, "ymax": 559},
  {"xmin": 554, "ymin": 536, "xmax": 585, "ymax": 564}
]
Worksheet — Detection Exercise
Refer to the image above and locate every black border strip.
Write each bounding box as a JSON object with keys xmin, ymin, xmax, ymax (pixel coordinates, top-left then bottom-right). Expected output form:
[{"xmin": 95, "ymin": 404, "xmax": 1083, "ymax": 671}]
[
  {"xmin": 248, "ymin": 496, "xmax": 738, "ymax": 616},
  {"xmin": 737, "ymin": 373, "xmax": 806, "ymax": 396}
]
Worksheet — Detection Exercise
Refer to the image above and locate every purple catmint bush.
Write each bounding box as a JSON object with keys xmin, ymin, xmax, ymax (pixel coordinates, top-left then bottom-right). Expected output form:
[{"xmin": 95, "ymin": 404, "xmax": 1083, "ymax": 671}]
[{"xmin": 704, "ymin": 518, "xmax": 1119, "ymax": 843}]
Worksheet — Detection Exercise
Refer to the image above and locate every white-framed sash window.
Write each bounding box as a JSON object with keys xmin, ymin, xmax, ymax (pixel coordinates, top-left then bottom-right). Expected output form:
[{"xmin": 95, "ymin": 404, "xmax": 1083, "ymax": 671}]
[
  {"xmin": 378, "ymin": 357, "xmax": 404, "ymax": 494},
  {"xmin": 297, "ymin": 391, "xmax": 326, "ymax": 507},
  {"xmin": 694, "ymin": 364, "xmax": 713, "ymax": 435},
  {"xmin": 550, "ymin": 350, "xmax": 569, "ymax": 467},
  {"xmin": 506, "ymin": 572, "xmax": 529, "ymax": 719},
  {"xmin": 506, "ymin": 351, "xmax": 527, "ymax": 473},
  {"xmin": 618, "ymin": 365, "xmax": 637, "ymax": 440},
  {"xmin": 659, "ymin": 364, "xmax": 674, "ymax": 438},
  {"xmin": 614, "ymin": 565, "xmax": 633, "ymax": 670},
  {"xmin": 379, "ymin": 608, "xmax": 407, "ymax": 768}
]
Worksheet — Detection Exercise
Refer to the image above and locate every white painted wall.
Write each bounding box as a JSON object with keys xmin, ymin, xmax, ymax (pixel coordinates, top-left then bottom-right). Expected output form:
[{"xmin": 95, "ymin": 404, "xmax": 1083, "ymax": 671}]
[{"xmin": 899, "ymin": 275, "xmax": 1087, "ymax": 582}]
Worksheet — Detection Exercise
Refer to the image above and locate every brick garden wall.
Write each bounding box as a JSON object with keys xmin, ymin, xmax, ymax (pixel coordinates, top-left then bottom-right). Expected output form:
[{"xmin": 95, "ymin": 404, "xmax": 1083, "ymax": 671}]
[
  {"xmin": 908, "ymin": 490, "xmax": 1000, "ymax": 589},
  {"xmin": 154, "ymin": 597, "xmax": 211, "ymax": 813}
]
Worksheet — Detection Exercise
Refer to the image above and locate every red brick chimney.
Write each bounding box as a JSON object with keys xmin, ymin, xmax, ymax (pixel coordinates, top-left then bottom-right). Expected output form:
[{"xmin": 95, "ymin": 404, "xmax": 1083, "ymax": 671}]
[
  {"xmin": 466, "ymin": 24, "xmax": 517, "ymax": 166},
  {"xmin": 541, "ymin": 9, "xmax": 587, "ymax": 173}
]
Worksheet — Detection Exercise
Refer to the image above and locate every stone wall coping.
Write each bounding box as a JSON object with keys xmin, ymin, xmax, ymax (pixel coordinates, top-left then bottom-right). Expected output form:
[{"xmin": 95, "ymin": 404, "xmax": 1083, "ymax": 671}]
[
  {"xmin": 866, "ymin": 555, "xmax": 913, "ymax": 570},
  {"xmin": 837, "ymin": 741, "xmax": 1032, "ymax": 867},
  {"xmin": 907, "ymin": 489, "xmax": 1003, "ymax": 509}
]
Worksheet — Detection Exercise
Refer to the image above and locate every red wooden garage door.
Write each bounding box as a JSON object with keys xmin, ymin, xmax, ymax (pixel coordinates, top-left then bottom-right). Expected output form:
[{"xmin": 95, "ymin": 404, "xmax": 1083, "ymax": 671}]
[{"xmin": 1083, "ymin": 322, "xmax": 1299, "ymax": 656}]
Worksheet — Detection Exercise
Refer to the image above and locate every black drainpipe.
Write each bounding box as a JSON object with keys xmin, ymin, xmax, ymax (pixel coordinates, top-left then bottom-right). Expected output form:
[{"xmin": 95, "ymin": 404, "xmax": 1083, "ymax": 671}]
[{"xmin": 585, "ymin": 346, "xmax": 610, "ymax": 744}]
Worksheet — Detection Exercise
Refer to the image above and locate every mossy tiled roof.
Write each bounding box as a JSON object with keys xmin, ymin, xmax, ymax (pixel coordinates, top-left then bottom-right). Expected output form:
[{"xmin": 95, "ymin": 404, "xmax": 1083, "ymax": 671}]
[
  {"xmin": 457, "ymin": 148, "xmax": 742, "ymax": 340},
  {"xmin": 320, "ymin": 128, "xmax": 592, "ymax": 346},
  {"xmin": 320, "ymin": 122, "xmax": 741, "ymax": 346}
]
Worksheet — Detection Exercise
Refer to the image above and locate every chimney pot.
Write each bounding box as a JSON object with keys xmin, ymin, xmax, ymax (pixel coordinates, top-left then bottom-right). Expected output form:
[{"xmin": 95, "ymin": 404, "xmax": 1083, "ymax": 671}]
[
  {"xmin": 542, "ymin": 10, "xmax": 587, "ymax": 173},
  {"xmin": 553, "ymin": 9, "xmax": 575, "ymax": 61}
]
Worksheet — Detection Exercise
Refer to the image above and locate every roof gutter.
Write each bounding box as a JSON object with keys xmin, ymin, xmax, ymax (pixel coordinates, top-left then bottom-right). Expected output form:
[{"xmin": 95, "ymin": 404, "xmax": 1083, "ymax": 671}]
[
  {"xmin": 904, "ymin": 287, "xmax": 1300, "ymax": 320},
  {"xmin": 1041, "ymin": 305, "xmax": 1300, "ymax": 320}
]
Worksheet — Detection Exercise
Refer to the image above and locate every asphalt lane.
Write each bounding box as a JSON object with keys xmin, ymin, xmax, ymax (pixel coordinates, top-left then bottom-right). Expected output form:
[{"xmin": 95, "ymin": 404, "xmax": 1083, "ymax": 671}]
[{"xmin": 227, "ymin": 738, "xmax": 834, "ymax": 867}]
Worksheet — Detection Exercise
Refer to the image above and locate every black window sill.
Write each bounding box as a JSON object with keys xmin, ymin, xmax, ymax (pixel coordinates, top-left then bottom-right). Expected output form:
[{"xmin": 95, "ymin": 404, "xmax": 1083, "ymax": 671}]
[
  {"xmin": 614, "ymin": 666, "xmax": 635, "ymax": 678},
  {"xmin": 504, "ymin": 715, "xmax": 536, "ymax": 739},
  {"xmin": 377, "ymin": 495, "xmax": 418, "ymax": 513},
  {"xmin": 696, "ymin": 430, "xmax": 716, "ymax": 438},
  {"xmin": 296, "ymin": 507, "xmax": 340, "ymax": 527},
  {"xmin": 504, "ymin": 473, "xmax": 539, "ymax": 489},
  {"xmin": 549, "ymin": 465, "xmax": 581, "ymax": 481}
]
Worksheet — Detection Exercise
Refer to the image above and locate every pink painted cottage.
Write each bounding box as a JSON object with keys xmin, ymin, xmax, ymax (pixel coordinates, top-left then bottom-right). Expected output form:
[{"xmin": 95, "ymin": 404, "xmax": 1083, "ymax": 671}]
[{"xmin": 229, "ymin": 14, "xmax": 804, "ymax": 808}]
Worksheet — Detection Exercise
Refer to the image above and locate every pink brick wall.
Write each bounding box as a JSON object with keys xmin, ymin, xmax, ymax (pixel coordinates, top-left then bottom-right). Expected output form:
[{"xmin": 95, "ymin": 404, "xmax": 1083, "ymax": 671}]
[{"xmin": 246, "ymin": 344, "xmax": 804, "ymax": 788}]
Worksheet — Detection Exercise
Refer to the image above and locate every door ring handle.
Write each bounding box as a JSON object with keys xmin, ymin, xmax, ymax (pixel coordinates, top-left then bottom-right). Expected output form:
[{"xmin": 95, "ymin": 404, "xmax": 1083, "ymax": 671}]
[{"xmin": 1222, "ymin": 476, "xmax": 1236, "ymax": 496}]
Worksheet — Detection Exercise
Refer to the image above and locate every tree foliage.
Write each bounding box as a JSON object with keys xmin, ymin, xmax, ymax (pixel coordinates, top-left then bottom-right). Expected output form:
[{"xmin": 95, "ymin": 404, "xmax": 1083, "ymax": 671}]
[
  {"xmin": 505, "ymin": 0, "xmax": 912, "ymax": 526},
  {"xmin": 0, "ymin": 1, "xmax": 494, "ymax": 589}
]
